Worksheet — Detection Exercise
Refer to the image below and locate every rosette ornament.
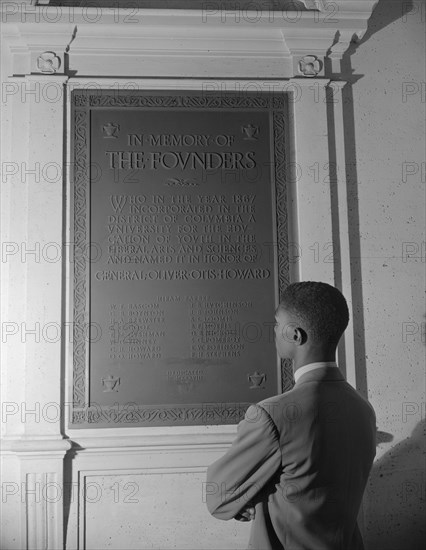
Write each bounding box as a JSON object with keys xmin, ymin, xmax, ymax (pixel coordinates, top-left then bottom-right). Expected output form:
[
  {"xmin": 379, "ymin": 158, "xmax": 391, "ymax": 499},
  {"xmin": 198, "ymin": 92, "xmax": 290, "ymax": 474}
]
[
  {"xmin": 298, "ymin": 55, "xmax": 322, "ymax": 77},
  {"xmin": 37, "ymin": 52, "xmax": 61, "ymax": 74}
]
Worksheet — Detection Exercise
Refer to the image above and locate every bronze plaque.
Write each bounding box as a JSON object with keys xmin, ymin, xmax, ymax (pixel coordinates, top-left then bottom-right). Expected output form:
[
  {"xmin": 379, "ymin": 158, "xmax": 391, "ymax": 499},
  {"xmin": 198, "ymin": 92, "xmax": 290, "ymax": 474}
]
[{"xmin": 70, "ymin": 91, "xmax": 289, "ymax": 427}]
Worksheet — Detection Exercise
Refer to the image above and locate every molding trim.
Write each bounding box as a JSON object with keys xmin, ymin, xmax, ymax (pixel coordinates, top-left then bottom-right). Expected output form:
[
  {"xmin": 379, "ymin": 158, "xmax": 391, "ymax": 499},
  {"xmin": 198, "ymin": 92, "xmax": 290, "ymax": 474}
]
[{"xmin": 1, "ymin": 437, "xmax": 72, "ymax": 454}]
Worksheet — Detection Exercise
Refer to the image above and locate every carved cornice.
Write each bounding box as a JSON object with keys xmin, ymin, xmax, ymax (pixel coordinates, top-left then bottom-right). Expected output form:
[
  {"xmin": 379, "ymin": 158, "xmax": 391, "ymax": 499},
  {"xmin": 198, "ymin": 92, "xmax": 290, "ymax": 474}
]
[
  {"xmin": 31, "ymin": 1, "xmax": 374, "ymax": 12},
  {"xmin": 33, "ymin": 1, "xmax": 323, "ymax": 9},
  {"xmin": 2, "ymin": 1, "xmax": 379, "ymax": 78}
]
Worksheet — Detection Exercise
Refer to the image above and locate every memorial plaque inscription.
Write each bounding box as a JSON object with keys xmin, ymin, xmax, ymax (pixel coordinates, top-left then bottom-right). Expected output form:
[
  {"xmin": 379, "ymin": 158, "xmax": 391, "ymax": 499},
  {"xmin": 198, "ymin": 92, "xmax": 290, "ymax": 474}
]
[{"xmin": 71, "ymin": 91, "xmax": 289, "ymax": 427}]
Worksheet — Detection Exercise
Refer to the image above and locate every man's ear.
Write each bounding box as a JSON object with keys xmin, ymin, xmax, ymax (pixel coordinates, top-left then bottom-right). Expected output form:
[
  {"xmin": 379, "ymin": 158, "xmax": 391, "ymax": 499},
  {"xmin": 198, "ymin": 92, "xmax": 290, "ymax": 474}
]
[{"xmin": 293, "ymin": 327, "xmax": 307, "ymax": 345}]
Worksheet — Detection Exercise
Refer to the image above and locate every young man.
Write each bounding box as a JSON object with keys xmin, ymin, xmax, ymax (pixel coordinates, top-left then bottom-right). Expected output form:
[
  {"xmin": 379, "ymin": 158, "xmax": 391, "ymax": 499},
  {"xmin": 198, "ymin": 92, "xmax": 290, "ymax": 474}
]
[{"xmin": 206, "ymin": 281, "xmax": 376, "ymax": 549}]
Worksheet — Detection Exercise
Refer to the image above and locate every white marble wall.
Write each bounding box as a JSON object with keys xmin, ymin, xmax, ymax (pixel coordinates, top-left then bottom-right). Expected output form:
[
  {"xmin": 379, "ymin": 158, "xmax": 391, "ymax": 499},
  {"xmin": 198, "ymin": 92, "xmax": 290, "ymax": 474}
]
[{"xmin": 349, "ymin": 3, "xmax": 425, "ymax": 548}]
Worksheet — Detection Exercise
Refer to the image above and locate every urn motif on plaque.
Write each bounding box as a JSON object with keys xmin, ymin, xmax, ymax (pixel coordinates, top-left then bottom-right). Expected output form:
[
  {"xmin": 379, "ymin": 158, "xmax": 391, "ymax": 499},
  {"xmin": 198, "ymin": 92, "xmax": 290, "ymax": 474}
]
[
  {"xmin": 102, "ymin": 375, "xmax": 120, "ymax": 392},
  {"xmin": 242, "ymin": 124, "xmax": 260, "ymax": 140},
  {"xmin": 102, "ymin": 122, "xmax": 120, "ymax": 138},
  {"xmin": 248, "ymin": 371, "xmax": 266, "ymax": 389}
]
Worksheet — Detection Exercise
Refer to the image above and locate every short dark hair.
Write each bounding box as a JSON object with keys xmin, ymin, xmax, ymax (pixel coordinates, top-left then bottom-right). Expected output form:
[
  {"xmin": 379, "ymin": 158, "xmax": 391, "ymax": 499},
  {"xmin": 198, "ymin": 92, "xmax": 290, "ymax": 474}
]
[{"xmin": 278, "ymin": 281, "xmax": 349, "ymax": 345}]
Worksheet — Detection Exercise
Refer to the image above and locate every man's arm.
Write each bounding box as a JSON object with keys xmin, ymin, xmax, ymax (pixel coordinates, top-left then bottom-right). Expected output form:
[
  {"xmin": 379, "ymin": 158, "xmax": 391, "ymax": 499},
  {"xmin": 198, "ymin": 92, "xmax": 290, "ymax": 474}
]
[{"xmin": 205, "ymin": 404, "xmax": 281, "ymax": 521}]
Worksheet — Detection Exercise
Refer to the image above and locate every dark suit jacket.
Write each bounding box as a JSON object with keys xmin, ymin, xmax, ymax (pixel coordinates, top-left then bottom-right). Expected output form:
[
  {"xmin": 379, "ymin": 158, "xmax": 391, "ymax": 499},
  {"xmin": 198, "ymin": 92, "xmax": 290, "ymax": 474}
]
[{"xmin": 206, "ymin": 367, "xmax": 376, "ymax": 549}]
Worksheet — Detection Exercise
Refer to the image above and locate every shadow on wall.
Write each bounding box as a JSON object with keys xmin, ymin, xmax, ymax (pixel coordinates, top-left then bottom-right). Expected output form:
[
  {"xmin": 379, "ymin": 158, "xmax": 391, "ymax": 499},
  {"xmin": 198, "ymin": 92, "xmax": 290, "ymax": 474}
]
[
  {"xmin": 364, "ymin": 315, "xmax": 426, "ymax": 549},
  {"xmin": 349, "ymin": 0, "xmax": 416, "ymax": 49},
  {"xmin": 364, "ymin": 420, "xmax": 426, "ymax": 550},
  {"xmin": 326, "ymin": 0, "xmax": 416, "ymax": 394}
]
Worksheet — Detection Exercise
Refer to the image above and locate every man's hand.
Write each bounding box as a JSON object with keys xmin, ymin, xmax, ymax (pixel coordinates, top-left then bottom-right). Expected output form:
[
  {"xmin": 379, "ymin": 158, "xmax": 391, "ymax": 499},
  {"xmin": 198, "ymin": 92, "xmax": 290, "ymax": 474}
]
[{"xmin": 234, "ymin": 506, "xmax": 256, "ymax": 522}]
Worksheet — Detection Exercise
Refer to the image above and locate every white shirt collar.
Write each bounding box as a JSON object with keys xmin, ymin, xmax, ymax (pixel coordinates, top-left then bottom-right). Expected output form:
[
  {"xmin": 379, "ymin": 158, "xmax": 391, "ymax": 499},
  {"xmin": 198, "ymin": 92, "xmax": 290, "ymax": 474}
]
[{"xmin": 294, "ymin": 361, "xmax": 337, "ymax": 383}]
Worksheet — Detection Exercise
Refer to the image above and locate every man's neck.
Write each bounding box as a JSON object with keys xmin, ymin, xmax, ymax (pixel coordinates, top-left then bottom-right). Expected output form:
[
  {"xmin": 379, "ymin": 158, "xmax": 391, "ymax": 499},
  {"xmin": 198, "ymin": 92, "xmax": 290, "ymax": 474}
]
[{"xmin": 292, "ymin": 352, "xmax": 336, "ymax": 374}]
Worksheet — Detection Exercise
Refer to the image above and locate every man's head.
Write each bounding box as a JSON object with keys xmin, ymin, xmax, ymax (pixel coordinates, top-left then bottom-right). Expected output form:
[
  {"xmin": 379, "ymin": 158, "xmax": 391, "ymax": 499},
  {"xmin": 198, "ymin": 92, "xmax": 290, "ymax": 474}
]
[{"xmin": 274, "ymin": 281, "xmax": 349, "ymax": 360}]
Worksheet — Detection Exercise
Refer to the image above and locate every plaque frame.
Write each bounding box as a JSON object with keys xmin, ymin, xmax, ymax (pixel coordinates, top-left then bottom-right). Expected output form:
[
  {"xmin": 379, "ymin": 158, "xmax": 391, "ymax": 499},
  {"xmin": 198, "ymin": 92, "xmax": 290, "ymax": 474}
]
[{"xmin": 70, "ymin": 90, "xmax": 291, "ymax": 427}]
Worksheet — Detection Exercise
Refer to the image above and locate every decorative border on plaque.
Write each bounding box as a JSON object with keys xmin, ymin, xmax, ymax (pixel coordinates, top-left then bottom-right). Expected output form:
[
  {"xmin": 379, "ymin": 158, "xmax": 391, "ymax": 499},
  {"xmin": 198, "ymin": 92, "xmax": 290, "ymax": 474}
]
[
  {"xmin": 272, "ymin": 109, "xmax": 293, "ymax": 391},
  {"xmin": 72, "ymin": 104, "xmax": 90, "ymax": 408},
  {"xmin": 71, "ymin": 91, "xmax": 290, "ymax": 426},
  {"xmin": 72, "ymin": 403, "xmax": 249, "ymax": 426},
  {"xmin": 86, "ymin": 94, "xmax": 286, "ymax": 110}
]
